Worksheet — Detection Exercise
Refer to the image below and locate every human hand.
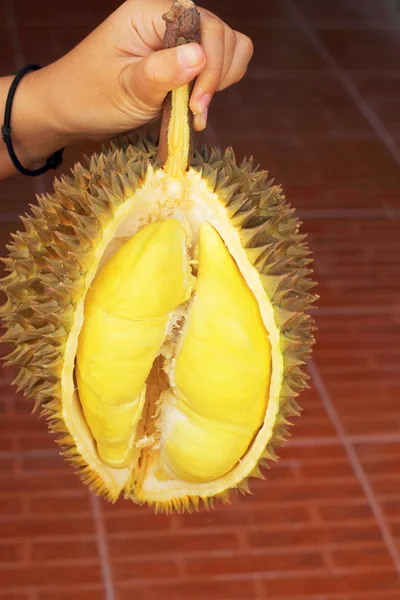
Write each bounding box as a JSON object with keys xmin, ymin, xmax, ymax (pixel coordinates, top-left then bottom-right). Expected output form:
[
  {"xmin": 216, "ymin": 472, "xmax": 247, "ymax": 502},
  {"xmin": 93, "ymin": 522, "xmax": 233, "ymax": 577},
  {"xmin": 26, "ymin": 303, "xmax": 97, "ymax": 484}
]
[
  {"xmin": 35, "ymin": 0, "xmax": 253, "ymax": 142},
  {"xmin": 0, "ymin": 0, "xmax": 253, "ymax": 179}
]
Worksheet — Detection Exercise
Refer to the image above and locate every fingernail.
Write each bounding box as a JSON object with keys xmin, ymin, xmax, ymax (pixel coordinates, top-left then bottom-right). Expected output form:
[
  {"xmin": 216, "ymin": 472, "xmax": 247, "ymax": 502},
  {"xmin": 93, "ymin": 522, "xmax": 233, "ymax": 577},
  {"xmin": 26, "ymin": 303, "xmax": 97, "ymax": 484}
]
[
  {"xmin": 177, "ymin": 43, "xmax": 204, "ymax": 70},
  {"xmin": 192, "ymin": 92, "xmax": 212, "ymax": 114},
  {"xmin": 194, "ymin": 108, "xmax": 208, "ymax": 131}
]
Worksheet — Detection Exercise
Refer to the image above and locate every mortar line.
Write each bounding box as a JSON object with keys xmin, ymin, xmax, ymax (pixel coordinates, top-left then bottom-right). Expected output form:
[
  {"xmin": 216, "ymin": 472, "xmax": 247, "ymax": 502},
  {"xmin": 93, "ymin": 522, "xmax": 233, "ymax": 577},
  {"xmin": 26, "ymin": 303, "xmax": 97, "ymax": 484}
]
[
  {"xmin": 3, "ymin": 430, "xmax": 400, "ymax": 460},
  {"xmin": 283, "ymin": 0, "xmax": 400, "ymax": 166},
  {"xmin": 309, "ymin": 359, "xmax": 400, "ymax": 574},
  {"xmin": 90, "ymin": 493, "xmax": 116, "ymax": 600},
  {"xmin": 314, "ymin": 305, "xmax": 400, "ymax": 316}
]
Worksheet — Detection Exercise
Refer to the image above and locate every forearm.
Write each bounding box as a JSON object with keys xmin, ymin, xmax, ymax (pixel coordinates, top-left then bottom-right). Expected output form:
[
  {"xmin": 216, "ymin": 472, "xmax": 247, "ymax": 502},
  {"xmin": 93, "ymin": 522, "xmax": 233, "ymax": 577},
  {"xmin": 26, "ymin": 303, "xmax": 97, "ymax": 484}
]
[{"xmin": 0, "ymin": 69, "xmax": 73, "ymax": 180}]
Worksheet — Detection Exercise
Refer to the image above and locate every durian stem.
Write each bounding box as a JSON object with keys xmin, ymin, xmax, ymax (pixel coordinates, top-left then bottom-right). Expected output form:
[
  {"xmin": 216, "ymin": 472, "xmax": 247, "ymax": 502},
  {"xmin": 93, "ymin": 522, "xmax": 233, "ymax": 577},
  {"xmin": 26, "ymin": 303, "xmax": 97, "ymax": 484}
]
[{"xmin": 157, "ymin": 0, "xmax": 201, "ymax": 174}]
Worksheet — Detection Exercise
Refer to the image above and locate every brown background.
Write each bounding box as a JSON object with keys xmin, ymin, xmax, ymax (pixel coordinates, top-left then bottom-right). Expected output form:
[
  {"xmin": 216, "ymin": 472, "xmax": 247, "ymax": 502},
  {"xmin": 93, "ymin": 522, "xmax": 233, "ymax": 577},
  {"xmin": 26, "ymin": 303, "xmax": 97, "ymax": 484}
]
[{"xmin": 1, "ymin": 1, "xmax": 400, "ymax": 599}]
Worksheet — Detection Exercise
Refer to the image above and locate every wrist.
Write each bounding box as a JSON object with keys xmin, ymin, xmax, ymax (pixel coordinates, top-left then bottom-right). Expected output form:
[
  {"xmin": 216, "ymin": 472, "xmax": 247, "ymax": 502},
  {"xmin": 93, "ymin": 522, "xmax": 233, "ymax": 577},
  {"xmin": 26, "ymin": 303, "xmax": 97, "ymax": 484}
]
[{"xmin": 6, "ymin": 67, "xmax": 75, "ymax": 171}]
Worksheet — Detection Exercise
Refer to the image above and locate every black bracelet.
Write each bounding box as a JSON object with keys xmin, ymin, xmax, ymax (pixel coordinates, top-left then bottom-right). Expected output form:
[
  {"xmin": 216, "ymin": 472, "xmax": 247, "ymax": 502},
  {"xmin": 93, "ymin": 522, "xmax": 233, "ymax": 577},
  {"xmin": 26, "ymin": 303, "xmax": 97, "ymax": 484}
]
[{"xmin": 1, "ymin": 64, "xmax": 64, "ymax": 177}]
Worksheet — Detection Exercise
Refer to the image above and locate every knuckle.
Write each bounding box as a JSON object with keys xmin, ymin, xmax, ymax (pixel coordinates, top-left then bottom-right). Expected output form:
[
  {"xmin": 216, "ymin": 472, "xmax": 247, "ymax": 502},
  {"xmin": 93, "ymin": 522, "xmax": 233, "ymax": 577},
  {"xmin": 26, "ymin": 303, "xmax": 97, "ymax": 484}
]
[
  {"xmin": 207, "ymin": 17, "xmax": 225, "ymax": 39},
  {"xmin": 237, "ymin": 32, "xmax": 254, "ymax": 58}
]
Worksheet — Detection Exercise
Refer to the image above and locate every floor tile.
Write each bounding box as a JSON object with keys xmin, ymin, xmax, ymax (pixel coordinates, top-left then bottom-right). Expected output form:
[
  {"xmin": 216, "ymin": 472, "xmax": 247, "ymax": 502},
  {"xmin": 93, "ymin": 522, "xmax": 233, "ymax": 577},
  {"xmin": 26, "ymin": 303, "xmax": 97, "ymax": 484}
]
[
  {"xmin": 307, "ymin": 217, "xmax": 400, "ymax": 308},
  {"xmin": 315, "ymin": 312, "xmax": 400, "ymax": 436}
]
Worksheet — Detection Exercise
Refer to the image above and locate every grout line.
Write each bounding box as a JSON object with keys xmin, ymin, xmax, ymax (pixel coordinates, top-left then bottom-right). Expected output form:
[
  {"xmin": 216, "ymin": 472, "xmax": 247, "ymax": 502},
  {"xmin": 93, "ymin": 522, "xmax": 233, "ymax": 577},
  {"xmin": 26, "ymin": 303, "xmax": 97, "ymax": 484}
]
[
  {"xmin": 225, "ymin": 130, "xmax": 388, "ymax": 142},
  {"xmin": 3, "ymin": 430, "xmax": 400, "ymax": 461},
  {"xmin": 283, "ymin": 0, "xmax": 400, "ymax": 166},
  {"xmin": 246, "ymin": 68, "xmax": 400, "ymax": 80},
  {"xmin": 314, "ymin": 305, "xmax": 400, "ymax": 316},
  {"xmin": 295, "ymin": 208, "xmax": 400, "ymax": 220},
  {"xmin": 291, "ymin": 432, "xmax": 400, "ymax": 446},
  {"xmin": 90, "ymin": 493, "xmax": 116, "ymax": 600},
  {"xmin": 309, "ymin": 359, "xmax": 400, "ymax": 574}
]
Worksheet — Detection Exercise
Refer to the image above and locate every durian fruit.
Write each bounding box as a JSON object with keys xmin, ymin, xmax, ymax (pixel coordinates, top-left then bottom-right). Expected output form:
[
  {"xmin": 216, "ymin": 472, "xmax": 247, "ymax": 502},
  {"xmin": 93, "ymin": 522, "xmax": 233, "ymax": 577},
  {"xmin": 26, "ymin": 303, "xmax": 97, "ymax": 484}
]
[{"xmin": 0, "ymin": 0, "xmax": 316, "ymax": 511}]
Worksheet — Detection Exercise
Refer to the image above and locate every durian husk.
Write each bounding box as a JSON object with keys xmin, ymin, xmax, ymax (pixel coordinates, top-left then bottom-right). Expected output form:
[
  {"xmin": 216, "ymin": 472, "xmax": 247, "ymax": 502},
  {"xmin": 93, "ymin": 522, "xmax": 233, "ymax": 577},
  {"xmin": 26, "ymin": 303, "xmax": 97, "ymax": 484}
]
[
  {"xmin": 0, "ymin": 0, "xmax": 317, "ymax": 511},
  {"xmin": 0, "ymin": 138, "xmax": 316, "ymax": 507}
]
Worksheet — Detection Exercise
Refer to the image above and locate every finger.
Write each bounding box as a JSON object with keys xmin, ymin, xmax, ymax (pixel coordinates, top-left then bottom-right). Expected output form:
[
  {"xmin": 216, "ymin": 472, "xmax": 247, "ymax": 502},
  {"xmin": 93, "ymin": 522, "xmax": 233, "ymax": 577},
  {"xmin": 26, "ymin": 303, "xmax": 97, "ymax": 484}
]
[
  {"xmin": 123, "ymin": 43, "xmax": 206, "ymax": 111},
  {"xmin": 189, "ymin": 14, "xmax": 226, "ymax": 115},
  {"xmin": 193, "ymin": 24, "xmax": 236, "ymax": 132},
  {"xmin": 193, "ymin": 108, "xmax": 208, "ymax": 132},
  {"xmin": 217, "ymin": 31, "xmax": 254, "ymax": 91},
  {"xmin": 220, "ymin": 27, "xmax": 237, "ymax": 85}
]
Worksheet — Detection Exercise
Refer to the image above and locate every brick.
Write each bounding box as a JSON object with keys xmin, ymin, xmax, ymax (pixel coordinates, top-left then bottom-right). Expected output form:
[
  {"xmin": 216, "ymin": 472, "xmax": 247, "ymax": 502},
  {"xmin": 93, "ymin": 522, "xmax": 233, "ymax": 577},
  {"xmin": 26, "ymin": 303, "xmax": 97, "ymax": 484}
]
[
  {"xmin": 0, "ymin": 563, "xmax": 102, "ymax": 587},
  {"xmin": 36, "ymin": 589, "xmax": 104, "ymax": 600},
  {"xmin": 21, "ymin": 455, "xmax": 67, "ymax": 472},
  {"xmin": 108, "ymin": 531, "xmax": 238, "ymax": 558},
  {"xmin": 359, "ymin": 459, "xmax": 400, "ymax": 477},
  {"xmin": 264, "ymin": 570, "xmax": 400, "ymax": 597},
  {"xmin": 381, "ymin": 498, "xmax": 400, "ymax": 518},
  {"xmin": 0, "ymin": 416, "xmax": 45, "ymax": 435},
  {"xmin": 0, "ymin": 594, "xmax": 33, "ymax": 600},
  {"xmin": 318, "ymin": 502, "xmax": 374, "ymax": 522},
  {"xmin": 249, "ymin": 523, "xmax": 382, "ymax": 549},
  {"xmin": 282, "ymin": 443, "xmax": 348, "ymax": 462},
  {"xmin": 0, "ymin": 541, "xmax": 26, "ymax": 563},
  {"xmin": 28, "ymin": 492, "xmax": 91, "ymax": 515},
  {"xmin": 116, "ymin": 578, "xmax": 257, "ymax": 600},
  {"xmin": 31, "ymin": 538, "xmax": 98, "ymax": 561},
  {"xmin": 367, "ymin": 476, "xmax": 400, "ymax": 496},
  {"xmin": 0, "ymin": 515, "xmax": 95, "ymax": 539},
  {"xmin": 185, "ymin": 550, "xmax": 324, "ymax": 577},
  {"xmin": 16, "ymin": 433, "xmax": 55, "ymax": 452},
  {"xmin": 0, "ymin": 472, "xmax": 82, "ymax": 494},
  {"xmin": 247, "ymin": 505, "xmax": 313, "ymax": 525},
  {"xmin": 331, "ymin": 544, "xmax": 393, "ymax": 568},
  {"xmin": 112, "ymin": 558, "xmax": 178, "ymax": 582},
  {"xmin": 347, "ymin": 593, "xmax": 400, "ymax": 600},
  {"xmin": 244, "ymin": 480, "xmax": 364, "ymax": 503},
  {"xmin": 175, "ymin": 504, "xmax": 248, "ymax": 529},
  {"xmin": 298, "ymin": 461, "xmax": 355, "ymax": 479},
  {"xmin": 0, "ymin": 497, "xmax": 25, "ymax": 516},
  {"xmin": 105, "ymin": 513, "xmax": 171, "ymax": 535}
]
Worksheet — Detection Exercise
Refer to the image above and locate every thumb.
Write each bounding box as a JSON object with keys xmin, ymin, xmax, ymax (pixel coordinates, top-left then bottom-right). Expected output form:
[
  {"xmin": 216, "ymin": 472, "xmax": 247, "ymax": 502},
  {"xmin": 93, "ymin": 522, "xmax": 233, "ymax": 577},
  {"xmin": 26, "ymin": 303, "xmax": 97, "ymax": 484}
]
[{"xmin": 125, "ymin": 43, "xmax": 206, "ymax": 109}]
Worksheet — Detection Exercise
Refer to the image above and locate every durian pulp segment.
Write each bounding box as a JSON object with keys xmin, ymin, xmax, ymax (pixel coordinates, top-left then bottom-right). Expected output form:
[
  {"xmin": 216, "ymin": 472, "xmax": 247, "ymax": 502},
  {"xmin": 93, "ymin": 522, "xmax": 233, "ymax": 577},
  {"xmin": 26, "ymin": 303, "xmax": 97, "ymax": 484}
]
[
  {"xmin": 161, "ymin": 223, "xmax": 271, "ymax": 483},
  {"xmin": 75, "ymin": 220, "xmax": 193, "ymax": 469},
  {"xmin": 60, "ymin": 167, "xmax": 284, "ymax": 502},
  {"xmin": 164, "ymin": 85, "xmax": 191, "ymax": 177}
]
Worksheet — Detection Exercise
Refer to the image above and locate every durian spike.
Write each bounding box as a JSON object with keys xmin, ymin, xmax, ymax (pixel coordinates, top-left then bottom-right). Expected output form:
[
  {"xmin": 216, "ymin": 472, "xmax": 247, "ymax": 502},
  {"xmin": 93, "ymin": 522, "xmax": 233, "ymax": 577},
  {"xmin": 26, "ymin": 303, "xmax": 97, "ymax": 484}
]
[{"xmin": 157, "ymin": 0, "xmax": 201, "ymax": 176}]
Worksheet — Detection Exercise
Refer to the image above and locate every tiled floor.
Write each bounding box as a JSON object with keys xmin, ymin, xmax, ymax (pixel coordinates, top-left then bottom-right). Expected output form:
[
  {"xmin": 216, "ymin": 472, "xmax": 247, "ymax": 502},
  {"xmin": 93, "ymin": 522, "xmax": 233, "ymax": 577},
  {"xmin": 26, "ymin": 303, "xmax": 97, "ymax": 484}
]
[{"xmin": 0, "ymin": 0, "xmax": 400, "ymax": 599}]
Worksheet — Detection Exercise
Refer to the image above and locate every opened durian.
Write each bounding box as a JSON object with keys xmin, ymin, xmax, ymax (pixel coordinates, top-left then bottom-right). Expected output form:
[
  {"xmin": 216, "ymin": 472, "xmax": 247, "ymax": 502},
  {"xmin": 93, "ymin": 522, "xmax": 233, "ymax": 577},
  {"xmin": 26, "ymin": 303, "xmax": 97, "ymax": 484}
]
[{"xmin": 0, "ymin": 0, "xmax": 316, "ymax": 511}]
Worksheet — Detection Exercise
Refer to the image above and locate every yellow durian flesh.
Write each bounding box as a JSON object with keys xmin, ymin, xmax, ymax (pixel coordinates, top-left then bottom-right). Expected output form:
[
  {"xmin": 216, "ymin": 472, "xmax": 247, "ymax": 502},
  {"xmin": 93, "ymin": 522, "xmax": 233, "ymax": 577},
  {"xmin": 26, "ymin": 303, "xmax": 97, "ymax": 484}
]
[
  {"xmin": 163, "ymin": 223, "xmax": 271, "ymax": 483},
  {"xmin": 76, "ymin": 210, "xmax": 272, "ymax": 491},
  {"xmin": 75, "ymin": 219, "xmax": 193, "ymax": 469}
]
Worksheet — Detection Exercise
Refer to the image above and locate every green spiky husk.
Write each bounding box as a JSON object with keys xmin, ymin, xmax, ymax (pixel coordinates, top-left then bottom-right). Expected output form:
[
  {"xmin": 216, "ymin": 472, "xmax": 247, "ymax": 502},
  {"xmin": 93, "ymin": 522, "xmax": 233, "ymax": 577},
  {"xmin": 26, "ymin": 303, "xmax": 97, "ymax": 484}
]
[{"xmin": 0, "ymin": 137, "xmax": 317, "ymax": 508}]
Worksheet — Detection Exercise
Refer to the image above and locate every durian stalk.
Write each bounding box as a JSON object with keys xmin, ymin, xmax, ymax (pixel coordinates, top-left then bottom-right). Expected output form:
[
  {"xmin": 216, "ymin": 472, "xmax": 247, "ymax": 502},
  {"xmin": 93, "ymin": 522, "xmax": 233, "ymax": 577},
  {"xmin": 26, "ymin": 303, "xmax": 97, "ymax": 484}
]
[{"xmin": 157, "ymin": 0, "xmax": 201, "ymax": 175}]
